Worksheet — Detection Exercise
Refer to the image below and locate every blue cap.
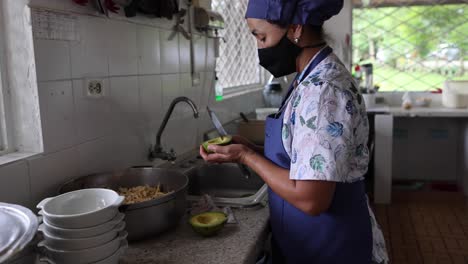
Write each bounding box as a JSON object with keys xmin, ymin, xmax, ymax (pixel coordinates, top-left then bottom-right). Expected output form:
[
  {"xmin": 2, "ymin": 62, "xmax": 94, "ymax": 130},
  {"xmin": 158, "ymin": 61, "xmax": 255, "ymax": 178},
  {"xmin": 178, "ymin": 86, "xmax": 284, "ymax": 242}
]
[{"xmin": 245, "ymin": 0, "xmax": 344, "ymax": 26}]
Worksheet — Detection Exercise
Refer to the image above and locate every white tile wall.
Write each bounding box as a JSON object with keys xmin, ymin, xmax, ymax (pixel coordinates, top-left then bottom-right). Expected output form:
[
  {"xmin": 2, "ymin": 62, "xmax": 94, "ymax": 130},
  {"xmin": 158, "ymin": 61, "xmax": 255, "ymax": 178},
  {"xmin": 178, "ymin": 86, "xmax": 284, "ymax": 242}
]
[
  {"xmin": 29, "ymin": 148, "xmax": 79, "ymax": 206},
  {"xmin": 206, "ymin": 38, "xmax": 216, "ymax": 72},
  {"xmin": 38, "ymin": 81, "xmax": 77, "ymax": 153},
  {"xmin": 34, "ymin": 39, "xmax": 71, "ymax": 81},
  {"xmin": 70, "ymin": 17, "xmax": 109, "ymax": 78},
  {"xmin": 193, "ymin": 34, "xmax": 207, "ymax": 73},
  {"xmin": 108, "ymin": 20, "xmax": 138, "ymax": 76},
  {"xmin": 161, "ymin": 73, "xmax": 183, "ymax": 117},
  {"xmin": 137, "ymin": 26, "xmax": 161, "ymax": 75},
  {"xmin": 76, "ymin": 137, "xmax": 116, "ymax": 176},
  {"xmin": 160, "ymin": 30, "xmax": 180, "ymax": 74},
  {"xmin": 73, "ymin": 79, "xmax": 113, "ymax": 143},
  {"xmin": 0, "ymin": 6, "xmax": 265, "ymax": 207},
  {"xmin": 179, "ymin": 34, "xmax": 191, "ymax": 73},
  {"xmin": 0, "ymin": 161, "xmax": 30, "ymax": 207},
  {"xmin": 139, "ymin": 75, "xmax": 163, "ymax": 129}
]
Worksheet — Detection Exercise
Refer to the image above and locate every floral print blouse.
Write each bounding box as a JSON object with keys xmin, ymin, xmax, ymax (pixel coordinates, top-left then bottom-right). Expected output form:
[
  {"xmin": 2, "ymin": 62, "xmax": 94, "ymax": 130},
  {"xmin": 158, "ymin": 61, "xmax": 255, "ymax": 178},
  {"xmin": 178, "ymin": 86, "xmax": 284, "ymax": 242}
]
[{"xmin": 281, "ymin": 52, "xmax": 389, "ymax": 263}]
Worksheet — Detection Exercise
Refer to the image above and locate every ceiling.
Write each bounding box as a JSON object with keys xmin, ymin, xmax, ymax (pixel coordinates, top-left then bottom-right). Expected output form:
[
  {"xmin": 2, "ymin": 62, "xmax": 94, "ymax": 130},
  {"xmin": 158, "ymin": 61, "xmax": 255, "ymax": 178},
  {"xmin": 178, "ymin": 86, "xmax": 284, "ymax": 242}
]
[{"xmin": 352, "ymin": 0, "xmax": 467, "ymax": 8}]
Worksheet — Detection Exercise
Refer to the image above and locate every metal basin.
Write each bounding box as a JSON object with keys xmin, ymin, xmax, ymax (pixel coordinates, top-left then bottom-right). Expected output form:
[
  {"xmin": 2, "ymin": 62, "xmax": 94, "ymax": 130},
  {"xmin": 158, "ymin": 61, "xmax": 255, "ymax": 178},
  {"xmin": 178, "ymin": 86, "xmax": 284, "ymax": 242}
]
[
  {"xmin": 59, "ymin": 167, "xmax": 188, "ymax": 241},
  {"xmin": 183, "ymin": 163, "xmax": 268, "ymax": 207}
]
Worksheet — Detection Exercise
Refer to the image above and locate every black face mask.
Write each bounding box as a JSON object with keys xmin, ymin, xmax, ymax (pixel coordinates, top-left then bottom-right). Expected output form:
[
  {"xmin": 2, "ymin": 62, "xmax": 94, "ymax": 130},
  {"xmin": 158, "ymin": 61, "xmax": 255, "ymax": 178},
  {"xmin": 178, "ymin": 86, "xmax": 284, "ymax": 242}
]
[{"xmin": 258, "ymin": 34, "xmax": 325, "ymax": 78}]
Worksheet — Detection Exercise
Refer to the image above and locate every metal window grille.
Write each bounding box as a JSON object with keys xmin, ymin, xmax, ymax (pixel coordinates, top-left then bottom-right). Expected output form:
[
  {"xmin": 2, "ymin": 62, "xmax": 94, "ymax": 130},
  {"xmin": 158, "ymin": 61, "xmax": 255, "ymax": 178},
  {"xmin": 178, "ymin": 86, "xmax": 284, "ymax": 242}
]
[
  {"xmin": 352, "ymin": 0, "xmax": 467, "ymax": 92},
  {"xmin": 211, "ymin": 0, "xmax": 262, "ymax": 91}
]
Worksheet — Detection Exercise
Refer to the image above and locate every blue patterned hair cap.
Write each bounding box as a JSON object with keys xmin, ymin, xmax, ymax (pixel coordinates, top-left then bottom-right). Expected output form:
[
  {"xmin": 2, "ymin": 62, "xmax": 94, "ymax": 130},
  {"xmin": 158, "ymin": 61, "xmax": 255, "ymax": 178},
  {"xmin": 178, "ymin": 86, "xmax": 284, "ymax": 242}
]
[{"xmin": 245, "ymin": 0, "xmax": 344, "ymax": 26}]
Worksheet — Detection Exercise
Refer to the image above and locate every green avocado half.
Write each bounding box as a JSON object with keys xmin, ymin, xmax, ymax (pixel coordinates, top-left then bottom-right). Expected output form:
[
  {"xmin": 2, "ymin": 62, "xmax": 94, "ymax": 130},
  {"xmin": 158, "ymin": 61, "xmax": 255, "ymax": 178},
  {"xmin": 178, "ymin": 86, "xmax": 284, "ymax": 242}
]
[
  {"xmin": 201, "ymin": 136, "xmax": 232, "ymax": 153},
  {"xmin": 189, "ymin": 211, "xmax": 227, "ymax": 237}
]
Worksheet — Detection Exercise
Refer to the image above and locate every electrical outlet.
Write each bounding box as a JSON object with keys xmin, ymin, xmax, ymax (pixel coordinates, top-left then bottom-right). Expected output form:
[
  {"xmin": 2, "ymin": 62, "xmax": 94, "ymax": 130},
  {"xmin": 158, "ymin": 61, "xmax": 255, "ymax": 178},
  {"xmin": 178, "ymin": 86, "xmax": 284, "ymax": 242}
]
[{"xmin": 85, "ymin": 79, "xmax": 106, "ymax": 98}]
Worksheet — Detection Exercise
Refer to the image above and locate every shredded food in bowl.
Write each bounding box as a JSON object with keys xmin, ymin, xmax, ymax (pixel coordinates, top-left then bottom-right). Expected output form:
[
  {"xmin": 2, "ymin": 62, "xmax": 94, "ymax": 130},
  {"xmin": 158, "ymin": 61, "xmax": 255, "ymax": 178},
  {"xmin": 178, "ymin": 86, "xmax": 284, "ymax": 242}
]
[{"xmin": 118, "ymin": 184, "xmax": 173, "ymax": 204}]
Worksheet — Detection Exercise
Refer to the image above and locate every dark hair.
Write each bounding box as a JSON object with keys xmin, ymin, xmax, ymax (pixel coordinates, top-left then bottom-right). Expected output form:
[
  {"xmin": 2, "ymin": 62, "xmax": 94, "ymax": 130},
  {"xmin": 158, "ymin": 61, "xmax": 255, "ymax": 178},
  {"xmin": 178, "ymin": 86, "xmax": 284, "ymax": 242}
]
[{"xmin": 267, "ymin": 20, "xmax": 324, "ymax": 41}]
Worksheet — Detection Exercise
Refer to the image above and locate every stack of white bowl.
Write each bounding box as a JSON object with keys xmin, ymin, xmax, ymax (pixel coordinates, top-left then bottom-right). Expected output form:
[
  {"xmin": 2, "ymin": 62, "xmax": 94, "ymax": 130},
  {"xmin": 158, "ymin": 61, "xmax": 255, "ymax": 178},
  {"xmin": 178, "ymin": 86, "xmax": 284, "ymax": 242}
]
[{"xmin": 36, "ymin": 189, "xmax": 128, "ymax": 264}]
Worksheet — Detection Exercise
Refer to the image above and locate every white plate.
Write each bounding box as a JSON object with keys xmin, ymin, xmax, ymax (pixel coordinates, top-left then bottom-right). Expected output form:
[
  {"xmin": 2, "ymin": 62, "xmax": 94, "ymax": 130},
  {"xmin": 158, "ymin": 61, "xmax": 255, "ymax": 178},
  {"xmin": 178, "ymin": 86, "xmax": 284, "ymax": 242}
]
[
  {"xmin": 0, "ymin": 203, "xmax": 39, "ymax": 263},
  {"xmin": 37, "ymin": 189, "xmax": 124, "ymax": 229},
  {"xmin": 39, "ymin": 213, "xmax": 124, "ymax": 239},
  {"xmin": 39, "ymin": 221, "xmax": 125, "ymax": 251}
]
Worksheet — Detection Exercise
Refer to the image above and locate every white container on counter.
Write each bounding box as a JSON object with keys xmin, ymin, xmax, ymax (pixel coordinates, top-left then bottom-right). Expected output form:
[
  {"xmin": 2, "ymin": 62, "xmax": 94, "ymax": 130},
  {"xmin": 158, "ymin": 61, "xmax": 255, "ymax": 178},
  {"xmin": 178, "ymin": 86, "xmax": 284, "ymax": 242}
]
[
  {"xmin": 255, "ymin": 108, "xmax": 279, "ymax": 120},
  {"xmin": 37, "ymin": 189, "xmax": 124, "ymax": 229},
  {"xmin": 442, "ymin": 80, "xmax": 468, "ymax": 108},
  {"xmin": 38, "ymin": 221, "xmax": 126, "ymax": 251},
  {"xmin": 39, "ymin": 213, "xmax": 125, "ymax": 239},
  {"xmin": 38, "ymin": 231, "xmax": 127, "ymax": 264}
]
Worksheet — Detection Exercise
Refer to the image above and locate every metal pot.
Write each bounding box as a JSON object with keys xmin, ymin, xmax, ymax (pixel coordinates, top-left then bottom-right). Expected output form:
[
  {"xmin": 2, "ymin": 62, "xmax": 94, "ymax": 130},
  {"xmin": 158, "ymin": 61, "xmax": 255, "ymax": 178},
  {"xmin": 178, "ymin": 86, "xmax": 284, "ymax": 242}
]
[{"xmin": 59, "ymin": 167, "xmax": 188, "ymax": 241}]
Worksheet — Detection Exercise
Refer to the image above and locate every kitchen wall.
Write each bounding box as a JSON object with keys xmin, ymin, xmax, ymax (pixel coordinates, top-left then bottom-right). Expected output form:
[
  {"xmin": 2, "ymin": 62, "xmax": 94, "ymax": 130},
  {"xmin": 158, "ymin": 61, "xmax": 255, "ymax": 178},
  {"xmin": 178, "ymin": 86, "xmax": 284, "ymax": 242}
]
[
  {"xmin": 324, "ymin": 0, "xmax": 352, "ymax": 69},
  {"xmin": 0, "ymin": 0, "xmax": 264, "ymax": 209}
]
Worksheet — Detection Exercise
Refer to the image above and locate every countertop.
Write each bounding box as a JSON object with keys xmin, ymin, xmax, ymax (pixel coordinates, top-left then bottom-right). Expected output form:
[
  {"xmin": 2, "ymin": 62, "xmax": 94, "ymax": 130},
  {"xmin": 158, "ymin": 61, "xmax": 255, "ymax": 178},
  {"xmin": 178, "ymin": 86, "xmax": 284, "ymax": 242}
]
[
  {"xmin": 120, "ymin": 206, "xmax": 270, "ymax": 264},
  {"xmin": 366, "ymin": 105, "xmax": 468, "ymax": 117}
]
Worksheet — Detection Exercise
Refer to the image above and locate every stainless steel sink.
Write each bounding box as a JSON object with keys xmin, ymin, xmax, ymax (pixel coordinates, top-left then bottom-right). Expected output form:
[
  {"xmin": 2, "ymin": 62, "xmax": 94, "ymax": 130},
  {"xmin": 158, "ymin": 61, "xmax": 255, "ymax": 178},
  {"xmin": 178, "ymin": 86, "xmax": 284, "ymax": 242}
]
[{"xmin": 160, "ymin": 151, "xmax": 268, "ymax": 207}]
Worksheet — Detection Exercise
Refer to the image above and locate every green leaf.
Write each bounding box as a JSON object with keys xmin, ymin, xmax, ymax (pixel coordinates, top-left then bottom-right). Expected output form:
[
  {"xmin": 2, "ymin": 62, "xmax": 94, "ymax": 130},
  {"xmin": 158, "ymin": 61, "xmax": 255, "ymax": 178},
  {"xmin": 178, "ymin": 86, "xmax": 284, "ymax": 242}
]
[
  {"xmin": 306, "ymin": 116, "xmax": 317, "ymax": 130},
  {"xmin": 300, "ymin": 116, "xmax": 306, "ymax": 126},
  {"xmin": 310, "ymin": 154, "xmax": 326, "ymax": 172},
  {"xmin": 293, "ymin": 94, "xmax": 302, "ymax": 108},
  {"xmin": 282, "ymin": 124, "xmax": 290, "ymax": 139}
]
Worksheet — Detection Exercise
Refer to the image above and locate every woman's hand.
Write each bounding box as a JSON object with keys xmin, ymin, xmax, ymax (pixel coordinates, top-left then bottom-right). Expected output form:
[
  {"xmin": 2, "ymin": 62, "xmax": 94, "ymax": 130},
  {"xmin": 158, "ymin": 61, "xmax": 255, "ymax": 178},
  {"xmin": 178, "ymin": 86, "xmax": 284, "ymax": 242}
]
[{"xmin": 199, "ymin": 144, "xmax": 254, "ymax": 164}]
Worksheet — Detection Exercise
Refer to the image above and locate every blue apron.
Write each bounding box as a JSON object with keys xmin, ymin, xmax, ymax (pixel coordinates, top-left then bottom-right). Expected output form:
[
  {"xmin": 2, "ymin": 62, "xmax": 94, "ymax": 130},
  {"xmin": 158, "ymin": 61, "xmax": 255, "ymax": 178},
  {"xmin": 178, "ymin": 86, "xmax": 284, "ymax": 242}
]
[{"xmin": 264, "ymin": 47, "xmax": 373, "ymax": 264}]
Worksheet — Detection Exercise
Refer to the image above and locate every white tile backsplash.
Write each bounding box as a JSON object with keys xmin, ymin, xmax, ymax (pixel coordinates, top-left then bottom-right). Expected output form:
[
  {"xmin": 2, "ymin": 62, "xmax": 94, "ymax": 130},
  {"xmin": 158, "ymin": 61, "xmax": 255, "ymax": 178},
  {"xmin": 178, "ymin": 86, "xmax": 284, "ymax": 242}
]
[
  {"xmin": 11, "ymin": 6, "xmax": 264, "ymax": 206},
  {"xmin": 73, "ymin": 79, "xmax": 113, "ymax": 143},
  {"xmin": 34, "ymin": 39, "xmax": 71, "ymax": 81},
  {"xmin": 161, "ymin": 74, "xmax": 182, "ymax": 116},
  {"xmin": 70, "ymin": 16, "xmax": 109, "ymax": 78},
  {"xmin": 206, "ymin": 38, "xmax": 216, "ymax": 72},
  {"xmin": 38, "ymin": 81, "xmax": 77, "ymax": 153},
  {"xmin": 108, "ymin": 20, "xmax": 138, "ymax": 76},
  {"xmin": 137, "ymin": 26, "xmax": 161, "ymax": 75},
  {"xmin": 76, "ymin": 136, "xmax": 115, "ymax": 176},
  {"xmin": 139, "ymin": 75, "xmax": 163, "ymax": 129},
  {"xmin": 29, "ymin": 147, "xmax": 79, "ymax": 205},
  {"xmin": 110, "ymin": 76, "xmax": 140, "ymax": 133},
  {"xmin": 193, "ymin": 34, "xmax": 207, "ymax": 73},
  {"xmin": 180, "ymin": 73, "xmax": 199, "ymax": 117},
  {"xmin": 179, "ymin": 34, "xmax": 191, "ymax": 73},
  {"xmin": 160, "ymin": 30, "xmax": 180, "ymax": 74},
  {"xmin": 0, "ymin": 161, "xmax": 30, "ymax": 207}
]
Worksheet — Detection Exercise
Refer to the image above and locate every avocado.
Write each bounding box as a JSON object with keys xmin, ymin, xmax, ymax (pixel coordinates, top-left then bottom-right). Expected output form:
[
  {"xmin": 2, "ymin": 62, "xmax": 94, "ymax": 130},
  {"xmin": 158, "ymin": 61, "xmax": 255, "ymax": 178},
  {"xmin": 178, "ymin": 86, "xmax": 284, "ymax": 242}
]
[
  {"xmin": 189, "ymin": 211, "xmax": 227, "ymax": 237},
  {"xmin": 202, "ymin": 136, "xmax": 232, "ymax": 153}
]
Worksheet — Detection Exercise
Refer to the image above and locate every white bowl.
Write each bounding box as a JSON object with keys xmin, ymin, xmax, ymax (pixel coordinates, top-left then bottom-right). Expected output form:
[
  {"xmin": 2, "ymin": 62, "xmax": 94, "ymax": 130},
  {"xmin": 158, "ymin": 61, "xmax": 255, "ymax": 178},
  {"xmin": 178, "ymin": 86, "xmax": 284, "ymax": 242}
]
[
  {"xmin": 40, "ymin": 240, "xmax": 128, "ymax": 264},
  {"xmin": 39, "ymin": 212, "xmax": 125, "ymax": 239},
  {"xmin": 38, "ymin": 221, "xmax": 125, "ymax": 251},
  {"xmin": 37, "ymin": 189, "xmax": 124, "ymax": 229},
  {"xmin": 38, "ymin": 231, "xmax": 127, "ymax": 264}
]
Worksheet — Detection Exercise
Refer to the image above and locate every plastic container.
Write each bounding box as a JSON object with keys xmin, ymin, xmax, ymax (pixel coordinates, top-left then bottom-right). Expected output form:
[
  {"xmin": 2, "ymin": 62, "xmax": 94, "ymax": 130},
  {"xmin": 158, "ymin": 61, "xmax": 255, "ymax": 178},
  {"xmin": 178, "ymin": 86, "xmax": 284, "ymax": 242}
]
[
  {"xmin": 255, "ymin": 108, "xmax": 279, "ymax": 121},
  {"xmin": 442, "ymin": 80, "xmax": 468, "ymax": 108}
]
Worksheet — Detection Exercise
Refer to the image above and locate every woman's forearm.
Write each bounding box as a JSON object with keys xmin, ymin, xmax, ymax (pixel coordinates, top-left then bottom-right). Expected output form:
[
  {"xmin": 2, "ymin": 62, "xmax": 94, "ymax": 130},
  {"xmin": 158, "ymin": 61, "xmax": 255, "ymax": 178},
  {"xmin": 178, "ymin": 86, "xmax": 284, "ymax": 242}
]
[
  {"xmin": 241, "ymin": 150, "xmax": 297, "ymax": 201},
  {"xmin": 241, "ymin": 150, "xmax": 335, "ymax": 215}
]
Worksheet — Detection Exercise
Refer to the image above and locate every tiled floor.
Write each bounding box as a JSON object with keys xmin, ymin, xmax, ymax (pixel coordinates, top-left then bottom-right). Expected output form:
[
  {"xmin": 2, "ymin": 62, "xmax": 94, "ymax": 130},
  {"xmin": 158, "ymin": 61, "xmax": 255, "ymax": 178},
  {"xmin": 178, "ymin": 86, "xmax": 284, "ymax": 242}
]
[{"xmin": 372, "ymin": 191, "xmax": 468, "ymax": 264}]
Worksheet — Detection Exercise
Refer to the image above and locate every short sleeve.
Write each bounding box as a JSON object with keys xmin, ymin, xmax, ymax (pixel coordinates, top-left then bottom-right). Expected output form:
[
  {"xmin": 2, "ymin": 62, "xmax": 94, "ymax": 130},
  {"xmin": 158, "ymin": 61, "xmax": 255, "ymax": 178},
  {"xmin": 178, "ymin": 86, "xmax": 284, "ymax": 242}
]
[{"xmin": 284, "ymin": 81, "xmax": 364, "ymax": 182}]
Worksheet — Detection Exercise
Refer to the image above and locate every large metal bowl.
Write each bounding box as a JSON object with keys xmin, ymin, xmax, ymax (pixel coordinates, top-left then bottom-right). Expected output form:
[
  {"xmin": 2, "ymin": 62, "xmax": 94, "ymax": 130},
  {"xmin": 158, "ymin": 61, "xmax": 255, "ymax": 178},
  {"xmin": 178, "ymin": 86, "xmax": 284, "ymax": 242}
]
[{"xmin": 59, "ymin": 167, "xmax": 188, "ymax": 241}]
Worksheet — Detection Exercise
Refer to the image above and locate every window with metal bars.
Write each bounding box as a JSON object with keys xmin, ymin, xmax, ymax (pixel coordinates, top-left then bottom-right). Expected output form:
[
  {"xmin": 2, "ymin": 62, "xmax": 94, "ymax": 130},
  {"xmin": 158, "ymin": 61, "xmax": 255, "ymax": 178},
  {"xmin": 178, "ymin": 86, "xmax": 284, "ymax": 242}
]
[
  {"xmin": 352, "ymin": 0, "xmax": 467, "ymax": 92},
  {"xmin": 211, "ymin": 0, "xmax": 263, "ymax": 94}
]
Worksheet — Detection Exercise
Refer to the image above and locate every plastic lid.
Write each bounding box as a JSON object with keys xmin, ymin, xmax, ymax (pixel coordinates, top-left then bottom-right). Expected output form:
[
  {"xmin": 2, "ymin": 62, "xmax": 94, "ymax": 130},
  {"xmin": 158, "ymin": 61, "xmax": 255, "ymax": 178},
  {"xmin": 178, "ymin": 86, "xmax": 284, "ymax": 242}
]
[{"xmin": 0, "ymin": 203, "xmax": 38, "ymax": 263}]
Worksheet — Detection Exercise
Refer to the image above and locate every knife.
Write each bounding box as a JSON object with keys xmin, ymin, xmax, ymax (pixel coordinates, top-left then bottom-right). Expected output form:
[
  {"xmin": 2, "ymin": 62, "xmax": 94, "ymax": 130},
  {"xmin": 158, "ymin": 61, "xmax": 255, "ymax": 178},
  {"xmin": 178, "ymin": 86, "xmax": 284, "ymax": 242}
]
[
  {"xmin": 206, "ymin": 107, "xmax": 251, "ymax": 179},
  {"xmin": 207, "ymin": 107, "xmax": 228, "ymax": 137}
]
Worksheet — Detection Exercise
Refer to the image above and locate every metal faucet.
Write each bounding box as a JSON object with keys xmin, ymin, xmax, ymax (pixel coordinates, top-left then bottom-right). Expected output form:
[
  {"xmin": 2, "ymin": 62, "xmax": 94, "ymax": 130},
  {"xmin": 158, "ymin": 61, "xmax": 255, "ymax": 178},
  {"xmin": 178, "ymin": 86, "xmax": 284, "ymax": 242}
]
[{"xmin": 148, "ymin": 97, "xmax": 199, "ymax": 162}]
